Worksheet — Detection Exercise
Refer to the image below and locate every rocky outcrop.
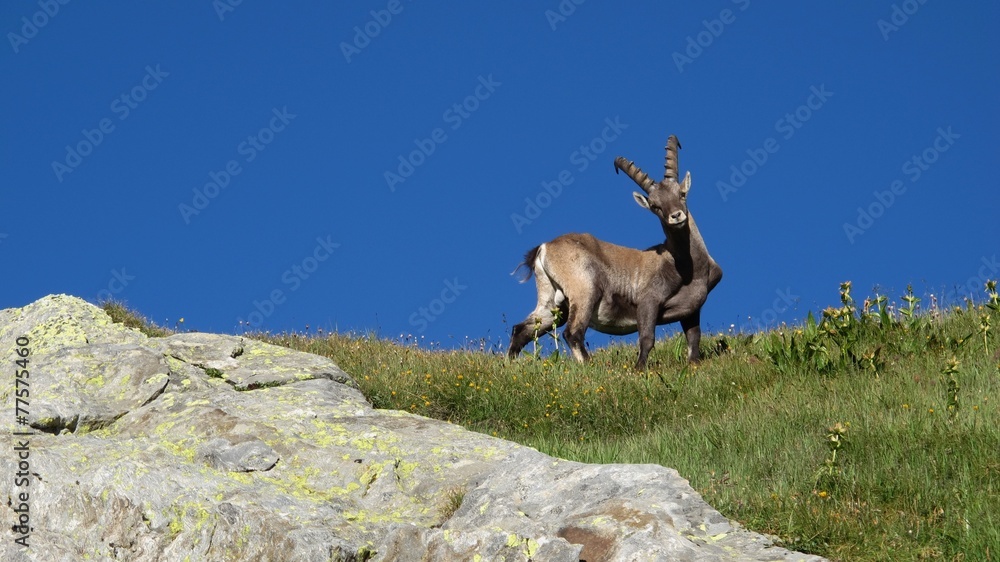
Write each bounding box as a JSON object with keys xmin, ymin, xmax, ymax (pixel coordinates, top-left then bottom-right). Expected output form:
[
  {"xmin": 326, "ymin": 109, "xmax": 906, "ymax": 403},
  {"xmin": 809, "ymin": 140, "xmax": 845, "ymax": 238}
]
[{"xmin": 0, "ymin": 295, "xmax": 824, "ymax": 561}]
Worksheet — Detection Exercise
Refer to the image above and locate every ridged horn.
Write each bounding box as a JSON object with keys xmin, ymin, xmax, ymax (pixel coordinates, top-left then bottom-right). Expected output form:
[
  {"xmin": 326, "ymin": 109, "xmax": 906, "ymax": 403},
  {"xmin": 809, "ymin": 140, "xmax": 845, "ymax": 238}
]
[
  {"xmin": 614, "ymin": 156, "xmax": 656, "ymax": 194},
  {"xmin": 664, "ymin": 135, "xmax": 681, "ymax": 182}
]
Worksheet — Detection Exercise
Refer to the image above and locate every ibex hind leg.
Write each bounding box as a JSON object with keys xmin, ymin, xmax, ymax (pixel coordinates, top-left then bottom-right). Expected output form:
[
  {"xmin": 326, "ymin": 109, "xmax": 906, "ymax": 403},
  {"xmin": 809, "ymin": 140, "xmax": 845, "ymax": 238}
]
[
  {"xmin": 562, "ymin": 297, "xmax": 596, "ymax": 363},
  {"xmin": 508, "ymin": 306, "xmax": 563, "ymax": 359},
  {"xmin": 508, "ymin": 272, "xmax": 565, "ymax": 359}
]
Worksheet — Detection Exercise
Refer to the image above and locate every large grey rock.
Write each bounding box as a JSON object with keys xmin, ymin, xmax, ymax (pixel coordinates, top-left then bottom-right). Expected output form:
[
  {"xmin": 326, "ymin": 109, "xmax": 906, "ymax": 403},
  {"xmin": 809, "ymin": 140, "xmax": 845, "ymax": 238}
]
[{"xmin": 0, "ymin": 295, "xmax": 825, "ymax": 561}]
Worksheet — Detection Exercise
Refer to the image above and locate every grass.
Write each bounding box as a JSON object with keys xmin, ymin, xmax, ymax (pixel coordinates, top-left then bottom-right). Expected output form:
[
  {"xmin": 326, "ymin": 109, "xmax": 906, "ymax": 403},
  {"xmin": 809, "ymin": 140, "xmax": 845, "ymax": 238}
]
[
  {"xmin": 103, "ymin": 283, "xmax": 1000, "ymax": 561},
  {"xmin": 435, "ymin": 486, "xmax": 467, "ymax": 525},
  {"xmin": 100, "ymin": 298, "xmax": 173, "ymax": 338}
]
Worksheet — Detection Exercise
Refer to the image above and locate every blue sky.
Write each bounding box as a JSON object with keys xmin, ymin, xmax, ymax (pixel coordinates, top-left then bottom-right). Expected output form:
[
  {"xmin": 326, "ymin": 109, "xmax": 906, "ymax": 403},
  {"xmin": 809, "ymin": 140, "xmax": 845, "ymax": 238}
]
[{"xmin": 4, "ymin": 2, "xmax": 998, "ymax": 352}]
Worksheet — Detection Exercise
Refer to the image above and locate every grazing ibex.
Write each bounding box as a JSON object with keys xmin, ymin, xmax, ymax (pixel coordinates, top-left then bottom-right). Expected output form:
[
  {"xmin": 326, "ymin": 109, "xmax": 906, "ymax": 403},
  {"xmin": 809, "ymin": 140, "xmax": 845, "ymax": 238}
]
[{"xmin": 508, "ymin": 135, "xmax": 722, "ymax": 369}]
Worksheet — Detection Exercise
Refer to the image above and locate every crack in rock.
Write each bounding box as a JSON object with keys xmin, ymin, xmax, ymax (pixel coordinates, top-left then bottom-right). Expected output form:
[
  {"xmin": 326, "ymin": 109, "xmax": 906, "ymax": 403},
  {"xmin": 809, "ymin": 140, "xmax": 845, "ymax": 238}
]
[{"xmin": 0, "ymin": 295, "xmax": 826, "ymax": 562}]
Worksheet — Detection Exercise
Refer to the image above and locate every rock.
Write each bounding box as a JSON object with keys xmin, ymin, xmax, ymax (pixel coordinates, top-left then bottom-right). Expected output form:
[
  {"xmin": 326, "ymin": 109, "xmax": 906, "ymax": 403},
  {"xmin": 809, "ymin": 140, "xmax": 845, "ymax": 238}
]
[
  {"xmin": 151, "ymin": 331, "xmax": 355, "ymax": 391},
  {"xmin": 198, "ymin": 438, "xmax": 279, "ymax": 472},
  {"xmin": 0, "ymin": 295, "xmax": 826, "ymax": 561}
]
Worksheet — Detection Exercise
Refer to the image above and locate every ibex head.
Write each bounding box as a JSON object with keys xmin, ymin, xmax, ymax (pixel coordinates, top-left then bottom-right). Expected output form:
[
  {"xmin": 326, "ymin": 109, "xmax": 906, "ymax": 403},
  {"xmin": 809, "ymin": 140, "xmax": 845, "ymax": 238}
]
[{"xmin": 614, "ymin": 135, "xmax": 692, "ymax": 230}]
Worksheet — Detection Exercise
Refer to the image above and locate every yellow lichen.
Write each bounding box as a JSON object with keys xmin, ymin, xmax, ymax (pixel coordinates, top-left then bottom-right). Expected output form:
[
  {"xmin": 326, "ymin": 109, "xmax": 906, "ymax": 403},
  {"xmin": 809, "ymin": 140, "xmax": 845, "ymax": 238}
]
[
  {"xmin": 168, "ymin": 516, "xmax": 183, "ymax": 536},
  {"xmin": 228, "ymin": 472, "xmax": 253, "ymax": 485}
]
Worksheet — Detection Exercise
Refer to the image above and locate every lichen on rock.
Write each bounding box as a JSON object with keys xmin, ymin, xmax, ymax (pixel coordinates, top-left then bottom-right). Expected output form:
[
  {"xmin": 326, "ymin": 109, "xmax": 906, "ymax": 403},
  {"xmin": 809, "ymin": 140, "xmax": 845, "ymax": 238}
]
[{"xmin": 0, "ymin": 295, "xmax": 825, "ymax": 561}]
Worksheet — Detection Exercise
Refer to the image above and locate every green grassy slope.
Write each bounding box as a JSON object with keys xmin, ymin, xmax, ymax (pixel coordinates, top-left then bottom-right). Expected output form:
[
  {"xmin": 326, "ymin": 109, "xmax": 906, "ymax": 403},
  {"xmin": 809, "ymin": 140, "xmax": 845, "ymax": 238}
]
[{"xmin": 106, "ymin": 282, "xmax": 1000, "ymax": 561}]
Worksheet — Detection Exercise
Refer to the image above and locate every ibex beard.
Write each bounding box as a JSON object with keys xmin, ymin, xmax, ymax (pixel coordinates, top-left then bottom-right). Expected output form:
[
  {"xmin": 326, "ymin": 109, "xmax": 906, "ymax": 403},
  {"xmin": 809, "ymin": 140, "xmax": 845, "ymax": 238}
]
[{"xmin": 508, "ymin": 135, "xmax": 722, "ymax": 370}]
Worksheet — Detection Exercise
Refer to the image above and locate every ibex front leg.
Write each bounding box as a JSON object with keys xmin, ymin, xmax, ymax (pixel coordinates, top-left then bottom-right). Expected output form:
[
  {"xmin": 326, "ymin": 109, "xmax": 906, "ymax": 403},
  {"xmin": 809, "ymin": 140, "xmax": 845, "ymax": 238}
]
[
  {"xmin": 680, "ymin": 311, "xmax": 702, "ymax": 363},
  {"xmin": 634, "ymin": 304, "xmax": 659, "ymax": 370}
]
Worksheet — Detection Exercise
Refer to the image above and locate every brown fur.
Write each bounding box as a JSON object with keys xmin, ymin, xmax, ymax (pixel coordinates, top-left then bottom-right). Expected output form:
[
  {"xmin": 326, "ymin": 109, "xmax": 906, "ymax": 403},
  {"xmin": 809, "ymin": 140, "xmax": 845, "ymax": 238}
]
[{"xmin": 508, "ymin": 137, "xmax": 722, "ymax": 369}]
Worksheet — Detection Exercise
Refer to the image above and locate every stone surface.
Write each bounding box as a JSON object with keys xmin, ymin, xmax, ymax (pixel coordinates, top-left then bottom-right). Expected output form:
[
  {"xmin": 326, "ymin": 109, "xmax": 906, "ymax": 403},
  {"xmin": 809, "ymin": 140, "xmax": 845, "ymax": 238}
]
[{"xmin": 0, "ymin": 295, "xmax": 826, "ymax": 561}]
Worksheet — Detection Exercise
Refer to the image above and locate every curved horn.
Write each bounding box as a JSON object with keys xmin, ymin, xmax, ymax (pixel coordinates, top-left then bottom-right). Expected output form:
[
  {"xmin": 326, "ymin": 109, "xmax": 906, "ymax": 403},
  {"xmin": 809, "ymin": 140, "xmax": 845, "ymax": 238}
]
[
  {"xmin": 664, "ymin": 135, "xmax": 681, "ymax": 182},
  {"xmin": 614, "ymin": 157, "xmax": 656, "ymax": 194}
]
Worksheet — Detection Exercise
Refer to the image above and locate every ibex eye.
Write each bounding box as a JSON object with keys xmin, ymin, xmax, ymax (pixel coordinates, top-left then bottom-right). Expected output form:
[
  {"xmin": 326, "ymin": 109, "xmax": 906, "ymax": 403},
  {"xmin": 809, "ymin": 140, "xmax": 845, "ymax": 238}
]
[{"xmin": 508, "ymin": 133, "xmax": 722, "ymax": 369}]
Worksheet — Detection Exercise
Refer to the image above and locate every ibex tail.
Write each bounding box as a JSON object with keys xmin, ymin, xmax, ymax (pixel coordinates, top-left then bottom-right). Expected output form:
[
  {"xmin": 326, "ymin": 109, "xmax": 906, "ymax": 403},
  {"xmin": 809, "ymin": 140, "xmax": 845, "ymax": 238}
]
[{"xmin": 511, "ymin": 245, "xmax": 542, "ymax": 283}]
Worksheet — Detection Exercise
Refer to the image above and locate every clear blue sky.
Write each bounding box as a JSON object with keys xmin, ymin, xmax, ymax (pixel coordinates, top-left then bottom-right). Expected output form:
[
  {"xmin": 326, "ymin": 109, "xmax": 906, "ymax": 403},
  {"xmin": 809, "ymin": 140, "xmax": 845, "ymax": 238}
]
[{"xmin": 4, "ymin": 2, "xmax": 998, "ymax": 352}]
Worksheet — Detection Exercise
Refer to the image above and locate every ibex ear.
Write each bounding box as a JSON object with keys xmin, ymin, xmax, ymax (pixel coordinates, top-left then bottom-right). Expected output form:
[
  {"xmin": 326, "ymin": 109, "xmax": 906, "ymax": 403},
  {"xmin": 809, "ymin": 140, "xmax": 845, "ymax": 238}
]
[
  {"xmin": 633, "ymin": 192, "xmax": 650, "ymax": 209},
  {"xmin": 680, "ymin": 171, "xmax": 692, "ymax": 195}
]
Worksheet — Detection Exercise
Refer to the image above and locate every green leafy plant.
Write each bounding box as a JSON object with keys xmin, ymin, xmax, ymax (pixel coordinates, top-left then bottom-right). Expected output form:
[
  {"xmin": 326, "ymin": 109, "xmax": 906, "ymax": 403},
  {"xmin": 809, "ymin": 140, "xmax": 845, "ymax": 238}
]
[
  {"xmin": 980, "ymin": 279, "xmax": 999, "ymax": 355},
  {"xmin": 863, "ymin": 293, "xmax": 892, "ymax": 327},
  {"xmin": 759, "ymin": 311, "xmax": 830, "ymax": 373},
  {"xmin": 986, "ymin": 279, "xmax": 999, "ymax": 313},
  {"xmin": 980, "ymin": 313, "xmax": 992, "ymax": 355},
  {"xmin": 815, "ymin": 421, "xmax": 848, "ymax": 492},
  {"xmin": 549, "ymin": 306, "xmax": 563, "ymax": 360},
  {"xmin": 523, "ymin": 306, "xmax": 564, "ymax": 360},
  {"xmin": 106, "ymin": 277, "xmax": 996, "ymax": 561},
  {"xmin": 943, "ymin": 357, "xmax": 961, "ymax": 422},
  {"xmin": 900, "ymin": 284, "xmax": 920, "ymax": 320}
]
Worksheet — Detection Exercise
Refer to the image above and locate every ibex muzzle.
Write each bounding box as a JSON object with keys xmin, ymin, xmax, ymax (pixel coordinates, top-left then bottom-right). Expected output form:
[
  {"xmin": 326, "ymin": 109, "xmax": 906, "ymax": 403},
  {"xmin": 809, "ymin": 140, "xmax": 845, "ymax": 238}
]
[{"xmin": 508, "ymin": 135, "xmax": 722, "ymax": 369}]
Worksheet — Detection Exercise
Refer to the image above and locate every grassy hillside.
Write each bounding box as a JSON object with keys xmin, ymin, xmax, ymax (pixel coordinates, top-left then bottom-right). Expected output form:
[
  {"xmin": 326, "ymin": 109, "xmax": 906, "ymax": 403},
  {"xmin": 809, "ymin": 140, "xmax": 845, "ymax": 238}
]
[{"xmin": 106, "ymin": 282, "xmax": 1000, "ymax": 561}]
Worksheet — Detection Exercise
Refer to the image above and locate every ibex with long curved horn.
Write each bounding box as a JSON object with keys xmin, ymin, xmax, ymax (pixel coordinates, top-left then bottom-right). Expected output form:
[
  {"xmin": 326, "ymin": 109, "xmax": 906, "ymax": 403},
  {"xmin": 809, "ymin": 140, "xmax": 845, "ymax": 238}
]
[{"xmin": 508, "ymin": 135, "xmax": 722, "ymax": 369}]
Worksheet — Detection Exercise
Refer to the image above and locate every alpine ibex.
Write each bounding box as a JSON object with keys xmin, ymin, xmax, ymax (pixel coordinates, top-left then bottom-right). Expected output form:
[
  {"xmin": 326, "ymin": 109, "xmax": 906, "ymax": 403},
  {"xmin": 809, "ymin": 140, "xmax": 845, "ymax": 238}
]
[{"xmin": 508, "ymin": 135, "xmax": 722, "ymax": 369}]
